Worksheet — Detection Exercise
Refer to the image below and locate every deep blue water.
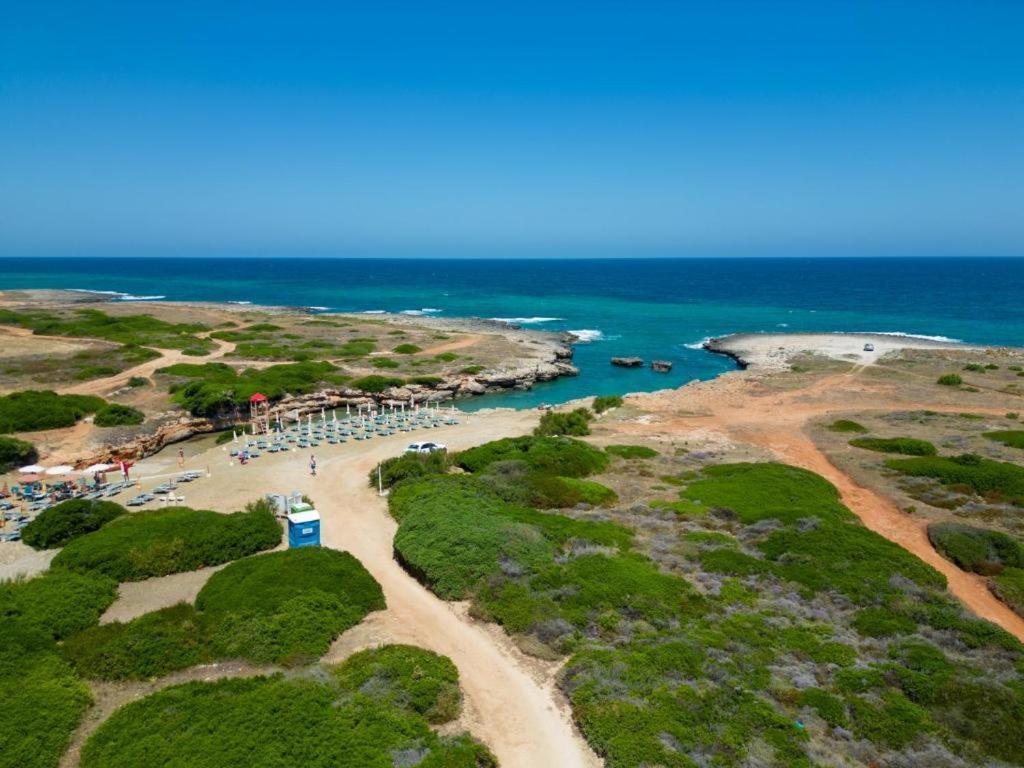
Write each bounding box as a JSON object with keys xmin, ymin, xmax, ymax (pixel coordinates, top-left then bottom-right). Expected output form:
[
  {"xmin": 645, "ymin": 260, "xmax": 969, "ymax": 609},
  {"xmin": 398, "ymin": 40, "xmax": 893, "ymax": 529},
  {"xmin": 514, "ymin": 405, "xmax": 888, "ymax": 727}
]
[{"xmin": 1, "ymin": 257, "xmax": 1022, "ymax": 409}]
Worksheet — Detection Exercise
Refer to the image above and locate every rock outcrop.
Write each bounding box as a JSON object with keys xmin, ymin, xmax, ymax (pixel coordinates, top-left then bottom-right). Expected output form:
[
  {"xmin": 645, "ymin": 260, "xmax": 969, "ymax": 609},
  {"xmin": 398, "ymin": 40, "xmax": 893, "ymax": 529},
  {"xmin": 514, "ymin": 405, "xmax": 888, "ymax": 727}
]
[
  {"xmin": 611, "ymin": 357, "xmax": 644, "ymax": 367},
  {"xmin": 651, "ymin": 360, "xmax": 673, "ymax": 372}
]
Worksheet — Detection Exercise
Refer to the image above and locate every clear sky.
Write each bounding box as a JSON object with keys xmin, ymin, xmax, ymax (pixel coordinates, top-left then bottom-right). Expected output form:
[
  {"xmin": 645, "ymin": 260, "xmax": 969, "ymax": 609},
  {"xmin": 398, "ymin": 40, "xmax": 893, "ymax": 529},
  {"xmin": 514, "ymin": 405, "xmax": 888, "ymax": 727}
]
[{"xmin": 1, "ymin": 1, "xmax": 1021, "ymax": 258}]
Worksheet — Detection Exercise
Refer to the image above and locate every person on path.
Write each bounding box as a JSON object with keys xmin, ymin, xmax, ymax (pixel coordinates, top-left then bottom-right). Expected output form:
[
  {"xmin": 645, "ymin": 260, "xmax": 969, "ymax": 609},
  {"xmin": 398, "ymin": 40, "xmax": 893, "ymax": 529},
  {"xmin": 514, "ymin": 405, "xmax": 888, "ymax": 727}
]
[{"xmin": 309, "ymin": 454, "xmax": 317, "ymax": 477}]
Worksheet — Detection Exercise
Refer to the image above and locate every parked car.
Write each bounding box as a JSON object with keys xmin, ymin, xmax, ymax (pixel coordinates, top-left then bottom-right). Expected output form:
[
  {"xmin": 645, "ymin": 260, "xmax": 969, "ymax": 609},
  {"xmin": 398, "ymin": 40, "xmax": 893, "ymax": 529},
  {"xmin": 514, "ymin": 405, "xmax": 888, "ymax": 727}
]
[
  {"xmin": 863, "ymin": 343, "xmax": 875, "ymax": 352},
  {"xmin": 405, "ymin": 441, "xmax": 447, "ymax": 454}
]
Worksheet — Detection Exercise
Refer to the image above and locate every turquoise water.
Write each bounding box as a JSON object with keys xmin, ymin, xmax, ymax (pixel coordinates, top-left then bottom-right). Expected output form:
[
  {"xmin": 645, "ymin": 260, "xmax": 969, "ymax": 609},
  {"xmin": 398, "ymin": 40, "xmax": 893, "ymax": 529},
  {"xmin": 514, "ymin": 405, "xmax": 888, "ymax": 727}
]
[{"xmin": 1, "ymin": 257, "xmax": 1022, "ymax": 409}]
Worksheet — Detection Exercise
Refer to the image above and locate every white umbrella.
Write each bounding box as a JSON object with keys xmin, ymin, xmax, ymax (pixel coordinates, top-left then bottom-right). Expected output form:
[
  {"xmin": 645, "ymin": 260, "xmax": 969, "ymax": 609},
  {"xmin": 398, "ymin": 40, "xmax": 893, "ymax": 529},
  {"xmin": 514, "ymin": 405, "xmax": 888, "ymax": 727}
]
[
  {"xmin": 19, "ymin": 464, "xmax": 46, "ymax": 474},
  {"xmin": 83, "ymin": 463, "xmax": 115, "ymax": 473},
  {"xmin": 45, "ymin": 465, "xmax": 75, "ymax": 476}
]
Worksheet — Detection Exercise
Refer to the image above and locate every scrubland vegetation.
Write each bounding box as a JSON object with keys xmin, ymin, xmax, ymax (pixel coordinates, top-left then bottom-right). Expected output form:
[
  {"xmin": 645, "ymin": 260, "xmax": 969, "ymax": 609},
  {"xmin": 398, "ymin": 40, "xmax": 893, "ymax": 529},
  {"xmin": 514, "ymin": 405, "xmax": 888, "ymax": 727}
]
[
  {"xmin": 886, "ymin": 453, "xmax": 1024, "ymax": 506},
  {"xmin": 384, "ymin": 433, "xmax": 1024, "ymax": 767},
  {"xmin": 0, "ymin": 307, "xmax": 214, "ymax": 352},
  {"xmin": 848, "ymin": 436, "xmax": 937, "ymax": 455},
  {"xmin": 22, "ymin": 499, "xmax": 128, "ymax": 549},
  {"xmin": 534, "ymin": 407, "xmax": 594, "ymax": 436},
  {"xmin": 80, "ymin": 646, "xmax": 494, "ymax": 768},
  {"xmin": 827, "ymin": 419, "xmax": 868, "ymax": 433},
  {"xmin": 52, "ymin": 503, "xmax": 282, "ymax": 581},
  {"xmin": 93, "ymin": 403, "xmax": 145, "ymax": 427},
  {"xmin": 0, "ymin": 435, "xmax": 36, "ymax": 472},
  {"xmin": 0, "ymin": 343, "xmax": 159, "ymax": 384},
  {"xmin": 0, "ymin": 390, "xmax": 105, "ymax": 433},
  {"xmin": 592, "ymin": 394, "xmax": 624, "ymax": 413}
]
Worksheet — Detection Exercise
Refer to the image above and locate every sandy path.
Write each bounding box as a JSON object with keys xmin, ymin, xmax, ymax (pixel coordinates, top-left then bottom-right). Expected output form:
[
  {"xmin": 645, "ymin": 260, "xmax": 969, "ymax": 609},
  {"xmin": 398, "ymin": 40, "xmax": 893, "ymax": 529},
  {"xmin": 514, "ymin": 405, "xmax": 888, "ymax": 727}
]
[
  {"xmin": 60, "ymin": 335, "xmax": 236, "ymax": 396},
  {"xmin": 629, "ymin": 368, "xmax": 1024, "ymax": 642},
  {"xmin": 419, "ymin": 334, "xmax": 484, "ymax": 355},
  {"xmin": 134, "ymin": 411, "xmax": 600, "ymax": 768}
]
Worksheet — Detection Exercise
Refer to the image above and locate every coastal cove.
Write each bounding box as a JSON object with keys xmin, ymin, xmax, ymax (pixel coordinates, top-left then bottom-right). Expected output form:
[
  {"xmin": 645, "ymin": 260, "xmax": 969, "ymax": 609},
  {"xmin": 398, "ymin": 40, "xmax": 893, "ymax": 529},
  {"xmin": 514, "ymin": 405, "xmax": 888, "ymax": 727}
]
[{"xmin": 2, "ymin": 257, "xmax": 1023, "ymax": 410}]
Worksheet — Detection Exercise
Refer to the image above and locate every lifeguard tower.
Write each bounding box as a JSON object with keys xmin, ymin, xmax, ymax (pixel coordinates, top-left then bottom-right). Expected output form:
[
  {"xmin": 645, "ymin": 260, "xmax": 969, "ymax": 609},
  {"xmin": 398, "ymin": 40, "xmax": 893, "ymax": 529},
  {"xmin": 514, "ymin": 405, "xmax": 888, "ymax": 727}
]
[{"xmin": 249, "ymin": 392, "xmax": 271, "ymax": 435}]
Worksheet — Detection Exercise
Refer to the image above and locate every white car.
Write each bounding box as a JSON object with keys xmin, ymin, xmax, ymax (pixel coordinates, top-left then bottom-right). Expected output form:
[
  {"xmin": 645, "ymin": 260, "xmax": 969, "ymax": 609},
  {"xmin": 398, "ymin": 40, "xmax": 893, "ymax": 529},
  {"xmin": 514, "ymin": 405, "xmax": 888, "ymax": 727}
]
[{"xmin": 405, "ymin": 441, "xmax": 447, "ymax": 454}]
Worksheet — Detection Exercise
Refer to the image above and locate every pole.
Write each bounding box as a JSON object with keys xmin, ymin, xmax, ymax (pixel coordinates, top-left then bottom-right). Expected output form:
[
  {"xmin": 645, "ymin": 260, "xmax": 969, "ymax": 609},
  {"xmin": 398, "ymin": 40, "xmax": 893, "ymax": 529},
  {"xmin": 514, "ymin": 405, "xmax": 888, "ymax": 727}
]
[{"xmin": 377, "ymin": 464, "xmax": 383, "ymax": 496}]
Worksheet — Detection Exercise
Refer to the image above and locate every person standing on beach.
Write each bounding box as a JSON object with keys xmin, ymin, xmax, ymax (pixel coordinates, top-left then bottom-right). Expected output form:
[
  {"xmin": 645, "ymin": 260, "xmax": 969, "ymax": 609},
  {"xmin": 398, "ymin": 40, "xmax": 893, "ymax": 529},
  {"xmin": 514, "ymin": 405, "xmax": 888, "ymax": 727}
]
[
  {"xmin": 177, "ymin": 448, "xmax": 185, "ymax": 468},
  {"xmin": 309, "ymin": 454, "xmax": 317, "ymax": 477}
]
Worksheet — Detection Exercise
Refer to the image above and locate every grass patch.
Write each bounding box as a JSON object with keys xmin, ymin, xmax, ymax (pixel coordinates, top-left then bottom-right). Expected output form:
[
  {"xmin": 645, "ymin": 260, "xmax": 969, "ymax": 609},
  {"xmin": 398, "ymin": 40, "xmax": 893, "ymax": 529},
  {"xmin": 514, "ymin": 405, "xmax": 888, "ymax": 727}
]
[
  {"xmin": 52, "ymin": 503, "xmax": 281, "ymax": 581},
  {"xmin": 351, "ymin": 374, "xmax": 405, "ymax": 393},
  {"xmin": 927, "ymin": 523, "xmax": 1024, "ymax": 575},
  {"xmin": 827, "ymin": 419, "xmax": 868, "ymax": 433},
  {"xmin": 0, "ymin": 390, "xmax": 105, "ymax": 433},
  {"xmin": 605, "ymin": 444, "xmax": 658, "ymax": 459},
  {"xmin": 848, "ymin": 436, "xmax": 937, "ymax": 456},
  {"xmin": 434, "ymin": 351, "xmax": 458, "ymax": 362},
  {"xmin": 0, "ymin": 435, "xmax": 36, "ymax": 472},
  {"xmin": 393, "ymin": 343, "xmax": 422, "ymax": 354},
  {"xmin": 371, "ymin": 357, "xmax": 400, "ymax": 369},
  {"xmin": 886, "ymin": 453, "xmax": 1024, "ymax": 505},
  {"xmin": 984, "ymin": 430, "xmax": 1024, "ymax": 449},
  {"xmin": 0, "ymin": 307, "xmax": 212, "ymax": 352},
  {"xmin": 22, "ymin": 499, "xmax": 128, "ymax": 550}
]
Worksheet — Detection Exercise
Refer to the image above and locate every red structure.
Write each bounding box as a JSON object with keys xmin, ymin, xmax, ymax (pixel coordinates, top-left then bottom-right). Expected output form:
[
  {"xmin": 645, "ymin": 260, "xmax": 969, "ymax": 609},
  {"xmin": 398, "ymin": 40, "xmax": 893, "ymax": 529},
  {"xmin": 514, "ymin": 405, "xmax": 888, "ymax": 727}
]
[{"xmin": 249, "ymin": 392, "xmax": 270, "ymax": 435}]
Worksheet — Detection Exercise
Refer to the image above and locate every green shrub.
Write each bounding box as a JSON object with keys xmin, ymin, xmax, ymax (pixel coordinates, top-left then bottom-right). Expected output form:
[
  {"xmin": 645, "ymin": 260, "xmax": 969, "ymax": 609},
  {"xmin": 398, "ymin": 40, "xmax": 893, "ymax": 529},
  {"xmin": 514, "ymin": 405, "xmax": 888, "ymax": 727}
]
[
  {"xmin": 798, "ymin": 688, "xmax": 848, "ymax": 727},
  {"xmin": 991, "ymin": 567, "xmax": 1024, "ymax": 615},
  {"xmin": 963, "ymin": 363, "xmax": 987, "ymax": 372},
  {"xmin": 371, "ymin": 357, "xmax": 400, "ymax": 369},
  {"xmin": 927, "ymin": 523, "xmax": 1024, "ymax": 574},
  {"xmin": 0, "ymin": 570, "xmax": 117, "ymax": 640},
  {"xmin": 534, "ymin": 407, "xmax": 593, "ymax": 436},
  {"xmin": 0, "ymin": 435, "xmax": 36, "ymax": 472},
  {"xmin": 592, "ymin": 395, "xmax": 624, "ymax": 413},
  {"xmin": 456, "ymin": 435, "xmax": 609, "ymax": 477},
  {"xmin": 827, "ymin": 419, "xmax": 868, "ymax": 433},
  {"xmin": 81, "ymin": 674, "xmax": 495, "ymax": 768},
  {"xmin": 852, "ymin": 607, "xmax": 917, "ymax": 637},
  {"xmin": 393, "ymin": 343, "xmax": 422, "ymax": 354},
  {"xmin": 21, "ymin": 498, "xmax": 128, "ymax": 550},
  {"xmin": 371, "ymin": 450, "xmax": 449, "ymax": 489},
  {"xmin": 334, "ymin": 645, "xmax": 461, "ymax": 723},
  {"xmin": 52, "ymin": 504, "xmax": 281, "ymax": 581},
  {"xmin": 459, "ymin": 365, "xmax": 484, "ymax": 375},
  {"xmin": 93, "ymin": 403, "xmax": 145, "ymax": 427},
  {"xmin": 937, "ymin": 373, "xmax": 963, "ymax": 386},
  {"xmin": 407, "ymin": 375, "xmax": 443, "ymax": 386},
  {"xmin": 525, "ymin": 475, "xmax": 618, "ymax": 507},
  {"xmin": 984, "ymin": 430, "xmax": 1024, "ymax": 449},
  {"xmin": 61, "ymin": 603, "xmax": 209, "ymax": 681},
  {"xmin": 0, "ymin": 390, "xmax": 105, "ymax": 433},
  {"xmin": 605, "ymin": 444, "xmax": 658, "ymax": 459},
  {"xmin": 848, "ymin": 436, "xmax": 937, "ymax": 456},
  {"xmin": 126, "ymin": 376, "xmax": 148, "ymax": 387},
  {"xmin": 886, "ymin": 454, "xmax": 1024, "ymax": 505},
  {"xmin": 434, "ymin": 351, "xmax": 458, "ymax": 362},
  {"xmin": 351, "ymin": 374, "xmax": 405, "ymax": 393},
  {"xmin": 849, "ymin": 690, "xmax": 932, "ymax": 748},
  {"xmin": 197, "ymin": 547, "xmax": 384, "ymax": 665}
]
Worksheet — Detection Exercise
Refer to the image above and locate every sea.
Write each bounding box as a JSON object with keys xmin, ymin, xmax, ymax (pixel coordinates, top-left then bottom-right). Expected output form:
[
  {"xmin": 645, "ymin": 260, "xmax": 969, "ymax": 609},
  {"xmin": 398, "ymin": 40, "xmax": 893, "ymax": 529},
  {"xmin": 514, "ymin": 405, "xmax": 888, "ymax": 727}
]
[{"xmin": 1, "ymin": 257, "xmax": 1022, "ymax": 410}]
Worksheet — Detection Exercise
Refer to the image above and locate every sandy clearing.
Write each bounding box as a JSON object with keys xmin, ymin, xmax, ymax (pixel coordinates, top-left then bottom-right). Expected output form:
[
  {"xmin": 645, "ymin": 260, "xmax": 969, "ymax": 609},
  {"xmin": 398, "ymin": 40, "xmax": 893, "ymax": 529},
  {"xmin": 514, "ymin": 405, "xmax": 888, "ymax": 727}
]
[
  {"xmin": 0, "ymin": 326, "xmax": 99, "ymax": 359},
  {"xmin": 100, "ymin": 563, "xmax": 230, "ymax": 624},
  {"xmin": 0, "ymin": 541, "xmax": 57, "ymax": 581},
  {"xmin": 122, "ymin": 409, "xmax": 601, "ymax": 768},
  {"xmin": 419, "ymin": 333, "xmax": 485, "ymax": 355}
]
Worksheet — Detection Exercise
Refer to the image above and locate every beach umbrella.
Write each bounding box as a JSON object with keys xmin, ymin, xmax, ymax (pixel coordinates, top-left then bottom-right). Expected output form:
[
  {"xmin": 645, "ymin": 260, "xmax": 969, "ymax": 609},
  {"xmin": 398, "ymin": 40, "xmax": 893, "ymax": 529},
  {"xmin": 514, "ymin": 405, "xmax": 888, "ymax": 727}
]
[
  {"xmin": 19, "ymin": 464, "xmax": 46, "ymax": 474},
  {"xmin": 83, "ymin": 463, "xmax": 115, "ymax": 473},
  {"xmin": 45, "ymin": 465, "xmax": 75, "ymax": 476}
]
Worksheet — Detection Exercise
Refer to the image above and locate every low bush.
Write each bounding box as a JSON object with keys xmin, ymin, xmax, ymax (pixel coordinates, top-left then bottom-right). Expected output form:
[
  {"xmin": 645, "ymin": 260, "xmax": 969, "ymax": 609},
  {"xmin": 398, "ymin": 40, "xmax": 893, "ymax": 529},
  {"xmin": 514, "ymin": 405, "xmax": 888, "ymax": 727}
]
[
  {"xmin": 525, "ymin": 475, "xmax": 618, "ymax": 508},
  {"xmin": 52, "ymin": 504, "xmax": 281, "ymax": 581},
  {"xmin": 370, "ymin": 357, "xmax": 400, "ymax": 369},
  {"xmin": 93, "ymin": 403, "xmax": 145, "ymax": 427},
  {"xmin": 937, "ymin": 373, "xmax": 963, "ymax": 386},
  {"xmin": 371, "ymin": 450, "xmax": 449, "ymax": 489},
  {"xmin": 927, "ymin": 523, "xmax": 1024, "ymax": 574},
  {"xmin": 0, "ymin": 570, "xmax": 117, "ymax": 640},
  {"xmin": 0, "ymin": 390, "xmax": 105, "ymax": 433},
  {"xmin": 434, "ymin": 351, "xmax": 458, "ymax": 362},
  {"xmin": 393, "ymin": 343, "xmax": 422, "ymax": 354},
  {"xmin": 81, "ymin": 674, "xmax": 495, "ymax": 768},
  {"xmin": 984, "ymin": 430, "xmax": 1024, "ymax": 449},
  {"xmin": 827, "ymin": 419, "xmax": 868, "ymax": 433},
  {"xmin": 0, "ymin": 435, "xmax": 36, "ymax": 472},
  {"xmin": 848, "ymin": 436, "xmax": 937, "ymax": 456},
  {"xmin": 592, "ymin": 395, "xmax": 624, "ymax": 413},
  {"xmin": 126, "ymin": 376, "xmax": 148, "ymax": 387},
  {"xmin": 197, "ymin": 547, "xmax": 384, "ymax": 665},
  {"xmin": 534, "ymin": 408, "xmax": 593, "ymax": 437},
  {"xmin": 407, "ymin": 375, "xmax": 443, "ymax": 386},
  {"xmin": 334, "ymin": 645, "xmax": 461, "ymax": 723},
  {"xmin": 61, "ymin": 603, "xmax": 209, "ymax": 680},
  {"xmin": 605, "ymin": 444, "xmax": 658, "ymax": 459},
  {"xmin": 991, "ymin": 567, "xmax": 1024, "ymax": 615},
  {"xmin": 350, "ymin": 374, "xmax": 405, "ymax": 393},
  {"xmin": 459, "ymin": 365, "xmax": 484, "ymax": 375},
  {"xmin": 21, "ymin": 499, "xmax": 128, "ymax": 549},
  {"xmin": 456, "ymin": 435, "xmax": 609, "ymax": 477},
  {"xmin": 886, "ymin": 454, "xmax": 1024, "ymax": 505}
]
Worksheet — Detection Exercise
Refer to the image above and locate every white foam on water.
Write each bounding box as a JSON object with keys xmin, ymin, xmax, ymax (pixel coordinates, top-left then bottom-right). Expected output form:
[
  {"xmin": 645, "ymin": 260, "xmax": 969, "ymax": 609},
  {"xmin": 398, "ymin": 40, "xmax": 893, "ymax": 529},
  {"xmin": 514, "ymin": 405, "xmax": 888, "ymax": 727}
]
[
  {"xmin": 360, "ymin": 310, "xmax": 387, "ymax": 314},
  {"xmin": 567, "ymin": 329, "xmax": 603, "ymax": 342},
  {"xmin": 228, "ymin": 300, "xmax": 252, "ymax": 305},
  {"xmin": 400, "ymin": 308, "xmax": 443, "ymax": 316},
  {"xmin": 117, "ymin": 295, "xmax": 165, "ymax": 301},
  {"xmin": 307, "ymin": 306, "xmax": 330, "ymax": 311},
  {"xmin": 684, "ymin": 336, "xmax": 713, "ymax": 350},
  {"xmin": 857, "ymin": 331, "xmax": 963, "ymax": 343},
  {"xmin": 491, "ymin": 317, "xmax": 562, "ymax": 324}
]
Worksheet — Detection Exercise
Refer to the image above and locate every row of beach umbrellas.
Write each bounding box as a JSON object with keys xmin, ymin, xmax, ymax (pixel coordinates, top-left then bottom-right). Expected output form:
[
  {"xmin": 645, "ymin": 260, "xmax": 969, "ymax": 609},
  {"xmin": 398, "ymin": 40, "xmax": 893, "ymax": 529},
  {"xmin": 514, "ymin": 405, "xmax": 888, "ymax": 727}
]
[{"xmin": 17, "ymin": 462, "xmax": 116, "ymax": 482}]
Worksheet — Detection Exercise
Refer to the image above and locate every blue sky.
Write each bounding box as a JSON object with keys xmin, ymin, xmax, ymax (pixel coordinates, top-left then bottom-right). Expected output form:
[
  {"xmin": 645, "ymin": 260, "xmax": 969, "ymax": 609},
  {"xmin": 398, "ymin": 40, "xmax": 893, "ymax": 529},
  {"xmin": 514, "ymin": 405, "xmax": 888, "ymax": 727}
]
[{"xmin": 1, "ymin": 1, "xmax": 1021, "ymax": 258}]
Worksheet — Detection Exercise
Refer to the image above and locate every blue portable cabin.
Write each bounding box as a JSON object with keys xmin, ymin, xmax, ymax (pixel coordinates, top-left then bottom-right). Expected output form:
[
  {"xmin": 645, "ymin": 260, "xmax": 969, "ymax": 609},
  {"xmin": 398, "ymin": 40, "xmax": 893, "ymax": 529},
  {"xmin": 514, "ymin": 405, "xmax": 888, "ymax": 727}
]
[{"xmin": 286, "ymin": 509, "xmax": 321, "ymax": 548}]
